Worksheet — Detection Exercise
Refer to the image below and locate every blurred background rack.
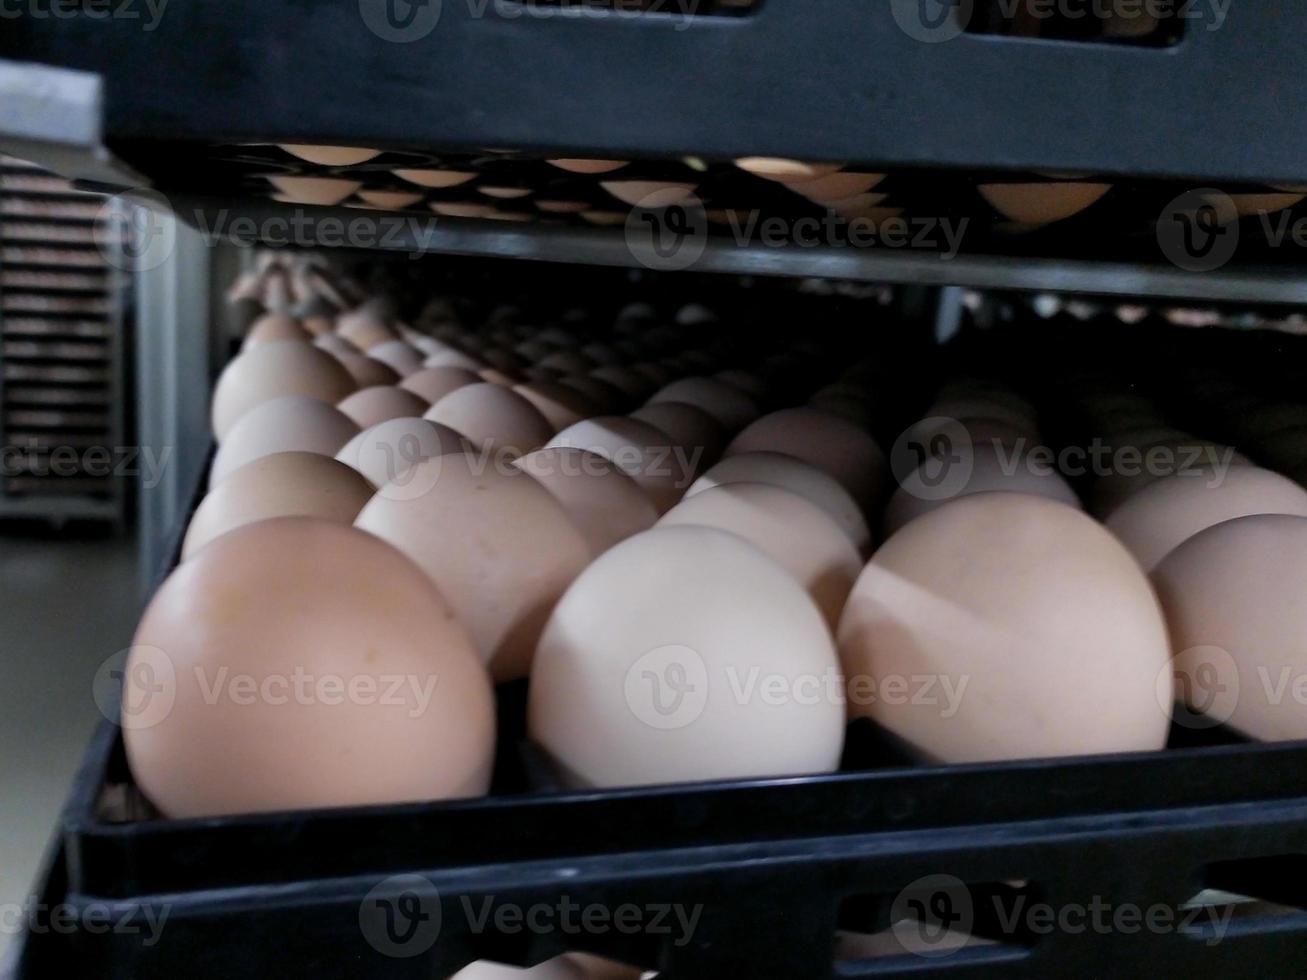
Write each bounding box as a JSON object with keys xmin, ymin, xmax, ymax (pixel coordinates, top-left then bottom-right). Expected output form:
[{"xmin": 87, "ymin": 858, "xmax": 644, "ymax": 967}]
[{"xmin": 0, "ymin": 154, "xmax": 128, "ymax": 528}]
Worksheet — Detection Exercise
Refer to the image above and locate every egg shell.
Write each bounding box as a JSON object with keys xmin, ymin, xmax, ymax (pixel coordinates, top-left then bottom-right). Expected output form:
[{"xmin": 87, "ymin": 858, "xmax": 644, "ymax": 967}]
[
  {"xmin": 726, "ymin": 408, "xmax": 887, "ymax": 512},
  {"xmin": 512, "ymin": 381, "xmax": 599, "ymax": 431},
  {"xmin": 425, "ymin": 383, "xmax": 554, "ymax": 460},
  {"xmin": 333, "ymin": 351, "xmax": 402, "ymax": 389},
  {"xmin": 278, "ymin": 144, "xmax": 381, "ymax": 166},
  {"xmin": 400, "ymin": 366, "xmax": 481, "ymax": 404},
  {"xmin": 210, "ymin": 395, "xmax": 359, "ymax": 487},
  {"xmin": 547, "ymin": 417, "xmax": 691, "ymax": 514},
  {"xmin": 660, "ymin": 483, "xmax": 860, "ymax": 628},
  {"xmin": 630, "ymin": 401, "xmax": 727, "ymax": 470},
  {"xmin": 838, "ymin": 492, "xmax": 1172, "ymax": 763},
  {"xmin": 337, "ymin": 310, "xmax": 400, "ymax": 351},
  {"xmin": 563, "ymin": 954, "xmax": 643, "ymax": 980},
  {"xmin": 515, "ymin": 447, "xmax": 660, "ymax": 556},
  {"xmin": 885, "ymin": 441, "xmax": 1081, "ymax": 536},
  {"xmin": 452, "ymin": 957, "xmax": 585, "ymax": 979},
  {"xmin": 1154, "ymin": 514, "xmax": 1307, "ymax": 740},
  {"xmin": 355, "ymin": 453, "xmax": 591, "ymax": 681},
  {"xmin": 648, "ymin": 377, "xmax": 760, "ymax": 433},
  {"xmin": 211, "ymin": 341, "xmax": 355, "ymax": 441},
  {"xmin": 336, "ymin": 417, "xmax": 469, "ymax": 489},
  {"xmin": 367, "ymin": 340, "xmax": 425, "ymax": 377},
  {"xmin": 687, "ymin": 451, "xmax": 872, "ymax": 556},
  {"xmin": 242, "ymin": 313, "xmax": 309, "ymax": 349},
  {"xmin": 978, "ymin": 182, "xmax": 1111, "ymax": 224},
  {"xmin": 336, "ymin": 386, "xmax": 430, "ymax": 429},
  {"xmin": 124, "ymin": 518, "xmax": 495, "ymax": 818},
  {"xmin": 559, "ymin": 376, "xmax": 629, "ymax": 414},
  {"xmin": 528, "ymin": 525, "xmax": 845, "ymax": 788},
  {"xmin": 424, "ymin": 348, "xmax": 486, "ymax": 372},
  {"xmin": 1106, "ymin": 465, "xmax": 1307, "ymax": 571},
  {"xmin": 182, "ymin": 452, "xmax": 374, "ymax": 559},
  {"xmin": 313, "ymin": 334, "xmax": 359, "ymax": 357},
  {"xmin": 1090, "ymin": 439, "xmax": 1243, "ymax": 519}
]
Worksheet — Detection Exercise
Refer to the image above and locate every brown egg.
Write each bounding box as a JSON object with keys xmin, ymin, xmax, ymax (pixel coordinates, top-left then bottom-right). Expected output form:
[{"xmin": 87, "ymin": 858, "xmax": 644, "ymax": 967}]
[
  {"xmin": 333, "ymin": 351, "xmax": 401, "ymax": 389},
  {"xmin": 124, "ymin": 518, "xmax": 495, "ymax": 818},
  {"xmin": 424, "ymin": 348, "xmax": 486, "ymax": 372},
  {"xmin": 337, "ymin": 309, "xmax": 400, "ymax": 351},
  {"xmin": 978, "ymin": 182, "xmax": 1111, "ymax": 224},
  {"xmin": 660, "ymin": 483, "xmax": 860, "ymax": 628},
  {"xmin": 563, "ymin": 954, "xmax": 642, "ymax": 980},
  {"xmin": 367, "ymin": 340, "xmax": 424, "ymax": 377},
  {"xmin": 726, "ymin": 408, "xmax": 887, "ymax": 512},
  {"xmin": 600, "ymin": 181, "xmax": 698, "ymax": 208},
  {"xmin": 265, "ymin": 176, "xmax": 362, "ymax": 206},
  {"xmin": 1107, "ymin": 465, "xmax": 1307, "ymax": 571},
  {"xmin": 401, "ymin": 366, "xmax": 481, "ymax": 404},
  {"xmin": 630, "ymin": 401, "xmax": 727, "ymax": 470},
  {"xmin": 515, "ymin": 447, "xmax": 660, "ymax": 556},
  {"xmin": 393, "ymin": 168, "xmax": 477, "ymax": 188},
  {"xmin": 687, "ymin": 451, "xmax": 872, "ymax": 556},
  {"xmin": 513, "ymin": 381, "xmax": 599, "ymax": 431},
  {"xmin": 1091, "ymin": 439, "xmax": 1243, "ymax": 519},
  {"xmin": 560, "ymin": 376, "xmax": 628, "ymax": 414},
  {"xmin": 355, "ymin": 453, "xmax": 591, "ymax": 681},
  {"xmin": 546, "ymin": 158, "xmax": 630, "ymax": 174},
  {"xmin": 784, "ymin": 171, "xmax": 886, "ymax": 203},
  {"xmin": 182, "ymin": 452, "xmax": 374, "ymax": 559},
  {"xmin": 838, "ymin": 493, "xmax": 1171, "ymax": 763},
  {"xmin": 211, "ymin": 341, "xmax": 355, "ymax": 440},
  {"xmin": 425, "ymin": 383, "xmax": 553, "ymax": 460},
  {"xmin": 312, "ymin": 332, "xmax": 357, "ymax": 356},
  {"xmin": 210, "ymin": 395, "xmax": 360, "ymax": 486},
  {"xmin": 336, "ymin": 417, "xmax": 469, "ymax": 489},
  {"xmin": 357, "ymin": 189, "xmax": 425, "ymax": 210},
  {"xmin": 336, "ymin": 385, "xmax": 430, "ymax": 429},
  {"xmin": 885, "ymin": 441, "xmax": 1081, "ymax": 536},
  {"xmin": 734, "ymin": 158, "xmax": 844, "ymax": 181},
  {"xmin": 452, "ymin": 958, "xmax": 585, "ymax": 980},
  {"xmin": 647, "ymin": 377, "xmax": 760, "ymax": 434},
  {"xmin": 242, "ymin": 313, "xmax": 308, "ymax": 349},
  {"xmin": 278, "ymin": 144, "xmax": 381, "ymax": 166},
  {"xmin": 1155, "ymin": 514, "xmax": 1307, "ymax": 740},
  {"xmin": 528, "ymin": 526, "xmax": 845, "ymax": 788},
  {"xmin": 546, "ymin": 417, "xmax": 690, "ymax": 514}
]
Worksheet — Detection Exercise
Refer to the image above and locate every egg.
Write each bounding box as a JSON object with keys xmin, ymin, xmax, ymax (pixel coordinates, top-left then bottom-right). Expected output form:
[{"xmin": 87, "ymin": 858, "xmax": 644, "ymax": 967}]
[
  {"xmin": 333, "ymin": 351, "xmax": 402, "ymax": 389},
  {"xmin": 182, "ymin": 452, "xmax": 374, "ymax": 559},
  {"xmin": 399, "ymin": 366, "xmax": 481, "ymax": 404},
  {"xmin": 451, "ymin": 958, "xmax": 585, "ymax": 980},
  {"xmin": 337, "ymin": 309, "xmax": 400, "ymax": 351},
  {"xmin": 124, "ymin": 518, "xmax": 495, "ymax": 818},
  {"xmin": 537, "ymin": 349, "xmax": 595, "ymax": 376},
  {"xmin": 547, "ymin": 417, "xmax": 690, "ymax": 514},
  {"xmin": 630, "ymin": 401, "xmax": 727, "ymax": 470},
  {"xmin": 600, "ymin": 181, "xmax": 698, "ymax": 208},
  {"xmin": 278, "ymin": 144, "xmax": 381, "ymax": 166},
  {"xmin": 648, "ymin": 377, "xmax": 760, "ymax": 433},
  {"xmin": 528, "ymin": 526, "xmax": 845, "ymax": 787},
  {"xmin": 838, "ymin": 493, "xmax": 1171, "ymax": 763},
  {"xmin": 336, "ymin": 386, "xmax": 430, "ymax": 429},
  {"xmin": 978, "ymin": 182, "xmax": 1112, "ymax": 224},
  {"xmin": 393, "ymin": 168, "xmax": 477, "ymax": 188},
  {"xmin": 1154, "ymin": 514, "xmax": 1307, "ymax": 740},
  {"xmin": 336, "ymin": 417, "xmax": 469, "ymax": 489},
  {"xmin": 734, "ymin": 158, "xmax": 844, "ymax": 181},
  {"xmin": 357, "ymin": 189, "xmax": 425, "ymax": 210},
  {"xmin": 1106, "ymin": 465, "xmax": 1307, "ymax": 571},
  {"xmin": 563, "ymin": 954, "xmax": 643, "ymax": 980},
  {"xmin": 424, "ymin": 348, "xmax": 486, "ymax": 372},
  {"xmin": 560, "ymin": 376, "xmax": 629, "ymax": 414},
  {"xmin": 1090, "ymin": 438, "xmax": 1243, "ymax": 519},
  {"xmin": 265, "ymin": 176, "xmax": 362, "ymax": 207},
  {"xmin": 512, "ymin": 381, "xmax": 599, "ymax": 431},
  {"xmin": 687, "ymin": 451, "xmax": 871, "ymax": 555},
  {"xmin": 424, "ymin": 383, "xmax": 554, "ymax": 460},
  {"xmin": 725, "ymin": 408, "xmax": 887, "ymax": 512},
  {"xmin": 242, "ymin": 313, "xmax": 308, "ymax": 349},
  {"xmin": 313, "ymin": 334, "xmax": 359, "ymax": 357},
  {"xmin": 591, "ymin": 365, "xmax": 656, "ymax": 402},
  {"xmin": 659, "ymin": 483, "xmax": 860, "ymax": 628},
  {"xmin": 211, "ymin": 341, "xmax": 355, "ymax": 440},
  {"xmin": 355, "ymin": 453, "xmax": 591, "ymax": 680},
  {"xmin": 367, "ymin": 339, "xmax": 425, "ymax": 377},
  {"xmin": 546, "ymin": 158, "xmax": 630, "ymax": 174},
  {"xmin": 514, "ymin": 447, "xmax": 660, "ymax": 556},
  {"xmin": 885, "ymin": 441, "xmax": 1081, "ymax": 536},
  {"xmin": 210, "ymin": 396, "xmax": 360, "ymax": 487}
]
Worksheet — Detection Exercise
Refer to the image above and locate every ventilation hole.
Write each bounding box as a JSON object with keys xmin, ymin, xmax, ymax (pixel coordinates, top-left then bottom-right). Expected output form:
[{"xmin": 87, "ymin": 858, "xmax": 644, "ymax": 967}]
[
  {"xmin": 511, "ymin": 0, "xmax": 760, "ymax": 17},
  {"xmin": 964, "ymin": 0, "xmax": 1186, "ymax": 47},
  {"xmin": 835, "ymin": 878, "xmax": 1032, "ymax": 971}
]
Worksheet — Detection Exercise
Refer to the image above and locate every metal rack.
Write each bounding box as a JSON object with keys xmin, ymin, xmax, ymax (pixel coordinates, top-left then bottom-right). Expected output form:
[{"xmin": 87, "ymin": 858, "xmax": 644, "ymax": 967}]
[{"xmin": 0, "ymin": 154, "xmax": 127, "ymax": 526}]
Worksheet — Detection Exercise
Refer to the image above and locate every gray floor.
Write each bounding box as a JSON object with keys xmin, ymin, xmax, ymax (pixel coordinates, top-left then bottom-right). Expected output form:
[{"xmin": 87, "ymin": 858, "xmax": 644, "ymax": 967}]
[{"xmin": 0, "ymin": 529, "xmax": 139, "ymax": 959}]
